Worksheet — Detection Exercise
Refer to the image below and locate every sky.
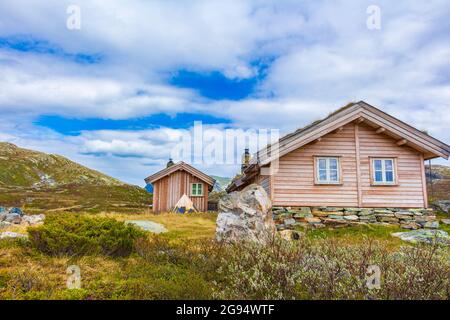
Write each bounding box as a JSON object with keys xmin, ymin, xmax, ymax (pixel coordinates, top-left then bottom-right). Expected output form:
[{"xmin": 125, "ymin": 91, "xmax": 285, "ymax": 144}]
[{"xmin": 0, "ymin": 0, "xmax": 449, "ymax": 186}]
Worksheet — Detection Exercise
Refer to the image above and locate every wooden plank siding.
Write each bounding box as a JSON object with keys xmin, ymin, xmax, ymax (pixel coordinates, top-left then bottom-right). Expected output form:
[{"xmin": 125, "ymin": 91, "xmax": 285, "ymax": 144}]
[
  {"xmin": 271, "ymin": 122, "xmax": 427, "ymax": 208},
  {"xmin": 358, "ymin": 122, "xmax": 425, "ymax": 207},
  {"xmin": 152, "ymin": 170, "xmax": 209, "ymax": 213}
]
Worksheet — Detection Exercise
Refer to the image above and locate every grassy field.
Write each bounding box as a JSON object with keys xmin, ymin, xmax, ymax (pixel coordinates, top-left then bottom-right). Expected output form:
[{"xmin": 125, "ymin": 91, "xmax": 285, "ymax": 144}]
[{"xmin": 1, "ymin": 211, "xmax": 449, "ymax": 300}]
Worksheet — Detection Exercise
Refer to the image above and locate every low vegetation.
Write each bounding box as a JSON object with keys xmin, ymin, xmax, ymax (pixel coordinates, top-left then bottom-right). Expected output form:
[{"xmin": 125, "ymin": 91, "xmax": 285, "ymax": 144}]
[
  {"xmin": 1, "ymin": 213, "xmax": 448, "ymax": 300},
  {"xmin": 28, "ymin": 214, "xmax": 146, "ymax": 257}
]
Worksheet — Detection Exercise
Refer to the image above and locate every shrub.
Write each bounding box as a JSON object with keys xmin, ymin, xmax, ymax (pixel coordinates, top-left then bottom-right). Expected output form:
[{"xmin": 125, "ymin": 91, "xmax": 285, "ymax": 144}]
[{"xmin": 28, "ymin": 214, "xmax": 145, "ymax": 257}]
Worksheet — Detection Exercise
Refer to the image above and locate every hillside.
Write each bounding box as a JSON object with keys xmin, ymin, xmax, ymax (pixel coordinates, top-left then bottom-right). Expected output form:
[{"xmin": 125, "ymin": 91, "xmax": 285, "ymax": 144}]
[
  {"xmin": 426, "ymin": 164, "xmax": 450, "ymax": 202},
  {"xmin": 0, "ymin": 142, "xmax": 151, "ymax": 212}
]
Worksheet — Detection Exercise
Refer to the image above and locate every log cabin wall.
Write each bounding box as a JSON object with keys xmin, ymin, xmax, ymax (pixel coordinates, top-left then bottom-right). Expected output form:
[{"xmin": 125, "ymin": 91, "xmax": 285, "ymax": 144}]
[
  {"xmin": 152, "ymin": 170, "xmax": 208, "ymax": 213},
  {"xmin": 272, "ymin": 122, "xmax": 426, "ymax": 208}
]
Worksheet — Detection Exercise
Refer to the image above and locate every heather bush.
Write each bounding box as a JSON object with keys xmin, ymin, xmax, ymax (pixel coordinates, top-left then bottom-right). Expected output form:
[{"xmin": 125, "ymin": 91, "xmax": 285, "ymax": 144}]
[
  {"xmin": 28, "ymin": 214, "xmax": 145, "ymax": 257},
  {"xmin": 212, "ymin": 238, "xmax": 449, "ymax": 300}
]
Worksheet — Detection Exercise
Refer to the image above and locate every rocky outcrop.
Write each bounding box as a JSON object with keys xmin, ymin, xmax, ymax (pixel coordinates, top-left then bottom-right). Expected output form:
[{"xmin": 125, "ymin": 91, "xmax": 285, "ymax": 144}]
[
  {"xmin": 0, "ymin": 207, "xmax": 45, "ymax": 226},
  {"xmin": 216, "ymin": 184, "xmax": 275, "ymax": 244},
  {"xmin": 273, "ymin": 206, "xmax": 438, "ymax": 230}
]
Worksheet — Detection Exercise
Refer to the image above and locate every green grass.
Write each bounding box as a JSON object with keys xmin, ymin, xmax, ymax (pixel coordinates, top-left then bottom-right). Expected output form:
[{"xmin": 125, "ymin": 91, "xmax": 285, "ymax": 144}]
[{"xmin": 302, "ymin": 224, "xmax": 405, "ymax": 249}]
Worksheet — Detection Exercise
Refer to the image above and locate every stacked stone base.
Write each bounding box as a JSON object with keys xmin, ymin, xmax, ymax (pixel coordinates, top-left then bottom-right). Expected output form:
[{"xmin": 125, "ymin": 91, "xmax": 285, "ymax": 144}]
[{"xmin": 272, "ymin": 206, "xmax": 438, "ymax": 231}]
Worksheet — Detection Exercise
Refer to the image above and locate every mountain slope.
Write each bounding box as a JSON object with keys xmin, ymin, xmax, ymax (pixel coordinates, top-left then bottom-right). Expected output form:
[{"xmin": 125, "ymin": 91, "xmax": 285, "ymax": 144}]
[
  {"xmin": 0, "ymin": 142, "xmax": 123, "ymax": 187},
  {"xmin": 0, "ymin": 142, "xmax": 151, "ymax": 212},
  {"xmin": 211, "ymin": 175, "xmax": 232, "ymax": 192}
]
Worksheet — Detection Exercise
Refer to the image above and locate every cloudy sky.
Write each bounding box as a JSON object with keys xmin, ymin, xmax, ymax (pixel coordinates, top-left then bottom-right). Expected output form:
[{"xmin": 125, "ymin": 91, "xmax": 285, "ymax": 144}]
[{"xmin": 0, "ymin": 0, "xmax": 449, "ymax": 186}]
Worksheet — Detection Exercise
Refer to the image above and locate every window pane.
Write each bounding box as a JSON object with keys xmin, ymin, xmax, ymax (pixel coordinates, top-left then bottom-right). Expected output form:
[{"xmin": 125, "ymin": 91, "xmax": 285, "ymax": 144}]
[
  {"xmin": 319, "ymin": 169, "xmax": 327, "ymax": 181},
  {"xmin": 318, "ymin": 159, "xmax": 326, "ymax": 170},
  {"xmin": 374, "ymin": 160, "xmax": 382, "ymax": 171},
  {"xmin": 192, "ymin": 184, "xmax": 197, "ymax": 195},
  {"xmin": 197, "ymin": 184, "xmax": 202, "ymax": 194},
  {"xmin": 330, "ymin": 169, "xmax": 338, "ymax": 181},
  {"xmin": 329, "ymin": 159, "xmax": 338, "ymax": 170},
  {"xmin": 385, "ymin": 159, "xmax": 393, "ymax": 171},
  {"xmin": 385, "ymin": 171, "xmax": 394, "ymax": 182},
  {"xmin": 375, "ymin": 171, "xmax": 383, "ymax": 182}
]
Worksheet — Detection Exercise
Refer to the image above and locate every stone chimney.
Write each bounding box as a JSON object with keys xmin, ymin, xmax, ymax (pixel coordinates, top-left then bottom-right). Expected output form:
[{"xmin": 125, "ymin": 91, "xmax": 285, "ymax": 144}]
[
  {"xmin": 166, "ymin": 158, "xmax": 175, "ymax": 168},
  {"xmin": 241, "ymin": 148, "xmax": 251, "ymax": 173}
]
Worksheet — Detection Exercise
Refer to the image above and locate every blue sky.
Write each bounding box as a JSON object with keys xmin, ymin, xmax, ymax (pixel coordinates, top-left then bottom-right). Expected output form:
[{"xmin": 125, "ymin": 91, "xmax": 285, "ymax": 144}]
[{"xmin": 0, "ymin": 0, "xmax": 449, "ymax": 185}]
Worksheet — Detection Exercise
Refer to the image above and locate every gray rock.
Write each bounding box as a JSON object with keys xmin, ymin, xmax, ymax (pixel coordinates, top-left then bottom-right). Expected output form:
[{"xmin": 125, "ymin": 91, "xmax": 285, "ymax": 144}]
[
  {"xmin": 423, "ymin": 221, "xmax": 439, "ymax": 229},
  {"xmin": 433, "ymin": 200, "xmax": 450, "ymax": 213},
  {"xmin": 0, "ymin": 231, "xmax": 28, "ymax": 239},
  {"xmin": 216, "ymin": 184, "xmax": 275, "ymax": 244},
  {"xmin": 4, "ymin": 213, "xmax": 21, "ymax": 224},
  {"xmin": 125, "ymin": 220, "xmax": 168, "ymax": 234},
  {"xmin": 343, "ymin": 215, "xmax": 359, "ymax": 221},
  {"xmin": 358, "ymin": 209, "xmax": 374, "ymax": 216},
  {"xmin": 293, "ymin": 212, "xmax": 313, "ymax": 219},
  {"xmin": 392, "ymin": 229, "xmax": 450, "ymax": 245},
  {"xmin": 441, "ymin": 219, "xmax": 450, "ymax": 225},
  {"xmin": 400, "ymin": 222, "xmax": 421, "ymax": 230},
  {"xmin": 283, "ymin": 218, "xmax": 297, "ymax": 226},
  {"xmin": 374, "ymin": 209, "xmax": 393, "ymax": 215},
  {"xmin": 21, "ymin": 214, "xmax": 45, "ymax": 225},
  {"xmin": 328, "ymin": 214, "xmax": 345, "ymax": 220},
  {"xmin": 0, "ymin": 213, "xmax": 6, "ymax": 222}
]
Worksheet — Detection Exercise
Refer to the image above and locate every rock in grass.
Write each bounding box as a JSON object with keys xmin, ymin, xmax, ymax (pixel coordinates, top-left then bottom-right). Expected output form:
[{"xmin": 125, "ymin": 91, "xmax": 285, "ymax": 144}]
[
  {"xmin": 125, "ymin": 220, "xmax": 167, "ymax": 234},
  {"xmin": 21, "ymin": 214, "xmax": 45, "ymax": 225},
  {"xmin": 0, "ymin": 231, "xmax": 28, "ymax": 239},
  {"xmin": 279, "ymin": 229, "xmax": 303, "ymax": 241},
  {"xmin": 423, "ymin": 221, "xmax": 439, "ymax": 229},
  {"xmin": 4, "ymin": 213, "xmax": 21, "ymax": 224},
  {"xmin": 441, "ymin": 219, "xmax": 450, "ymax": 225},
  {"xmin": 392, "ymin": 229, "xmax": 450, "ymax": 245}
]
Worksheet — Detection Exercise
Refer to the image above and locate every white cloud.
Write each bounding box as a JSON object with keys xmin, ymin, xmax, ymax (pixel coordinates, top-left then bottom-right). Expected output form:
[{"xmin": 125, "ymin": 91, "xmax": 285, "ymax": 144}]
[{"xmin": 0, "ymin": 0, "xmax": 449, "ymax": 184}]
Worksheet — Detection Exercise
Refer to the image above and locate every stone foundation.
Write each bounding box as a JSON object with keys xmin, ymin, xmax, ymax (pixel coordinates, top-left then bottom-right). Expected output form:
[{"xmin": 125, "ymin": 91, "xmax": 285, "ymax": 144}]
[{"xmin": 272, "ymin": 206, "xmax": 438, "ymax": 231}]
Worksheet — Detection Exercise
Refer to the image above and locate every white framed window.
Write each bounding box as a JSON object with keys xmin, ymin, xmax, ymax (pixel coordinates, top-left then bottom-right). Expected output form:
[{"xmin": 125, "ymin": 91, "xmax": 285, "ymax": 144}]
[
  {"xmin": 371, "ymin": 158, "xmax": 396, "ymax": 185},
  {"xmin": 191, "ymin": 183, "xmax": 203, "ymax": 196},
  {"xmin": 315, "ymin": 157, "xmax": 341, "ymax": 184}
]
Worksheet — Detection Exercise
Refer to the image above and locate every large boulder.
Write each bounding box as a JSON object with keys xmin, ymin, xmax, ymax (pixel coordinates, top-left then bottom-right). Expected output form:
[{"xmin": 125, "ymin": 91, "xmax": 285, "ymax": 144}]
[
  {"xmin": 392, "ymin": 229, "xmax": 450, "ymax": 245},
  {"xmin": 216, "ymin": 184, "xmax": 275, "ymax": 244}
]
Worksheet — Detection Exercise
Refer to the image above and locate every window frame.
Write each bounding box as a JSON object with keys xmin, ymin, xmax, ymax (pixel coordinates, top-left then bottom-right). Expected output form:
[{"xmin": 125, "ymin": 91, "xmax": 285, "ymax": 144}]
[
  {"xmin": 313, "ymin": 156, "xmax": 342, "ymax": 185},
  {"xmin": 370, "ymin": 157, "xmax": 398, "ymax": 186},
  {"xmin": 190, "ymin": 183, "xmax": 204, "ymax": 197}
]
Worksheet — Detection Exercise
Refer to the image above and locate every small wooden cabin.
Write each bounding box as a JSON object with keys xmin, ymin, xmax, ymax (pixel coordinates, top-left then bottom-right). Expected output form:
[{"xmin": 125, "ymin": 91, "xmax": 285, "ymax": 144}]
[
  {"xmin": 227, "ymin": 101, "xmax": 450, "ymax": 209},
  {"xmin": 145, "ymin": 161, "xmax": 215, "ymax": 213}
]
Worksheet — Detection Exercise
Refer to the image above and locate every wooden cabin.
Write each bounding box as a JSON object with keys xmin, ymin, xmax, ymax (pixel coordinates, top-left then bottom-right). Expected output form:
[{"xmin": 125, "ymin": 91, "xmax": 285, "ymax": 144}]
[
  {"xmin": 145, "ymin": 161, "xmax": 215, "ymax": 213},
  {"xmin": 227, "ymin": 101, "xmax": 450, "ymax": 209}
]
